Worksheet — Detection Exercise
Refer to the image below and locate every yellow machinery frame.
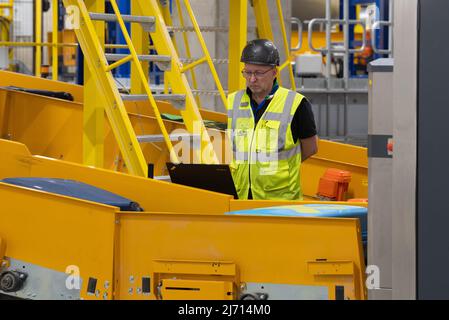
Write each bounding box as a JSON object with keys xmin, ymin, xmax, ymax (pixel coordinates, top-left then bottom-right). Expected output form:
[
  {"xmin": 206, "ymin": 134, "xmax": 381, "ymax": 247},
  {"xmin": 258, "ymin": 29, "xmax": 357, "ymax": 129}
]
[{"xmin": 0, "ymin": 138, "xmax": 367, "ymax": 300}]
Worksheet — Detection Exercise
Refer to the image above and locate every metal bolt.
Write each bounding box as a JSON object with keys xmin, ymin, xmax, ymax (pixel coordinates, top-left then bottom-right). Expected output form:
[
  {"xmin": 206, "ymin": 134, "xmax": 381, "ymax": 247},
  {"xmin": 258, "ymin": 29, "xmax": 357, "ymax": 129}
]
[
  {"xmin": 128, "ymin": 288, "xmax": 133, "ymax": 295},
  {"xmin": 104, "ymin": 281, "xmax": 110, "ymax": 290},
  {"xmin": 95, "ymin": 289, "xmax": 100, "ymax": 298},
  {"xmin": 129, "ymin": 276, "xmax": 134, "ymax": 283},
  {"xmin": 240, "ymin": 283, "xmax": 247, "ymax": 292},
  {"xmin": 136, "ymin": 287, "xmax": 142, "ymax": 294},
  {"xmin": 103, "ymin": 292, "xmax": 108, "ymax": 300}
]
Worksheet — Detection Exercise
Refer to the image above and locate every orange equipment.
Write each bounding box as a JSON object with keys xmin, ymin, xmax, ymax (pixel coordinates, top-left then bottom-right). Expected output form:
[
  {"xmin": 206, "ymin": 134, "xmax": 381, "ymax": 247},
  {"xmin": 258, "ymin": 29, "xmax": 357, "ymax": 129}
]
[{"xmin": 317, "ymin": 169, "xmax": 352, "ymax": 201}]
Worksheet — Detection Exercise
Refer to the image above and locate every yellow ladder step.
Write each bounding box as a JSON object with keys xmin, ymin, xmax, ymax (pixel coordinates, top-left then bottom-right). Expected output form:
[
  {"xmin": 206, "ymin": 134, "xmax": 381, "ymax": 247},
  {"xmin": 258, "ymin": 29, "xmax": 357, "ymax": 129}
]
[
  {"xmin": 105, "ymin": 53, "xmax": 172, "ymax": 70},
  {"xmin": 121, "ymin": 93, "xmax": 186, "ymax": 110},
  {"xmin": 89, "ymin": 12, "xmax": 155, "ymax": 32},
  {"xmin": 137, "ymin": 133, "xmax": 200, "ymax": 145}
]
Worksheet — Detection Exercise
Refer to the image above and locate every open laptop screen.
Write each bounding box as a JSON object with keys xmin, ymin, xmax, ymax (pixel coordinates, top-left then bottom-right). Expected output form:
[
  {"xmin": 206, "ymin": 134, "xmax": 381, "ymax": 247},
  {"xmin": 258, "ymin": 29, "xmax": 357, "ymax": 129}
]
[{"xmin": 166, "ymin": 163, "xmax": 238, "ymax": 199}]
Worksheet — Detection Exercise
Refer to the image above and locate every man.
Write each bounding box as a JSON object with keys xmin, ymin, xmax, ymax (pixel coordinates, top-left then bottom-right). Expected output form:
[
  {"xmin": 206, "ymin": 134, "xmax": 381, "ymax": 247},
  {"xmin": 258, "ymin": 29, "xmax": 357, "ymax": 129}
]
[{"xmin": 227, "ymin": 39, "xmax": 318, "ymax": 200}]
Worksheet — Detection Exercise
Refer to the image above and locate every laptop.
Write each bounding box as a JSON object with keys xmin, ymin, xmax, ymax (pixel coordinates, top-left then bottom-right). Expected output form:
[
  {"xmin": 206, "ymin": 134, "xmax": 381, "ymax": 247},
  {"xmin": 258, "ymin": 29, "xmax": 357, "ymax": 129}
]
[{"xmin": 166, "ymin": 163, "xmax": 239, "ymax": 199}]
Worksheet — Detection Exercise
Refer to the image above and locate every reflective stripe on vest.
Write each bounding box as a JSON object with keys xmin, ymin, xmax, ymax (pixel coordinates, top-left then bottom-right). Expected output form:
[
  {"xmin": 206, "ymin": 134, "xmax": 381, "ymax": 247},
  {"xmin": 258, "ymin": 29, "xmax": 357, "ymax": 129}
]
[
  {"xmin": 233, "ymin": 143, "xmax": 301, "ymax": 162},
  {"xmin": 229, "ymin": 89, "xmax": 298, "ymax": 157}
]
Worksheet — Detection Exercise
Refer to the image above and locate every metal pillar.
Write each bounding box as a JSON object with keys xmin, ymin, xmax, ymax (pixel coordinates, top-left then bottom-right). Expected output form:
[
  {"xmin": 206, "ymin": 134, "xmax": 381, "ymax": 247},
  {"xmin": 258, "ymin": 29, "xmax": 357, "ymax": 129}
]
[
  {"xmin": 34, "ymin": 0, "xmax": 42, "ymax": 77},
  {"xmin": 52, "ymin": 0, "xmax": 59, "ymax": 80},
  {"xmin": 392, "ymin": 0, "xmax": 417, "ymax": 299}
]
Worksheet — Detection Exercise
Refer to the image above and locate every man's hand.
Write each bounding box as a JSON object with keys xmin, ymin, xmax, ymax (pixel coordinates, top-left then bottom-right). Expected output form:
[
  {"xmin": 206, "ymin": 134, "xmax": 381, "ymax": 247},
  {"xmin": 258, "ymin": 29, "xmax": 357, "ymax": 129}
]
[{"xmin": 300, "ymin": 135, "xmax": 318, "ymax": 162}]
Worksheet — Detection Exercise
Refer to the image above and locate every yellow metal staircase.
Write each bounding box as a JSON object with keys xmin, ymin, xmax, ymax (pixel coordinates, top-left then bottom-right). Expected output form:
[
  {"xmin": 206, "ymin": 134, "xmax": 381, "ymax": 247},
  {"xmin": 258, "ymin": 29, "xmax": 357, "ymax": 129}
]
[{"xmin": 63, "ymin": 0, "xmax": 222, "ymax": 177}]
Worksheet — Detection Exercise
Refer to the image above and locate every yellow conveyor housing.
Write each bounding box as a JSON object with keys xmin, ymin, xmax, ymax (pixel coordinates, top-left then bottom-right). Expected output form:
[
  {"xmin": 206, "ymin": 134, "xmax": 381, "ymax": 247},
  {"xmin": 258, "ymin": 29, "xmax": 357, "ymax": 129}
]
[{"xmin": 0, "ymin": 139, "xmax": 366, "ymax": 300}]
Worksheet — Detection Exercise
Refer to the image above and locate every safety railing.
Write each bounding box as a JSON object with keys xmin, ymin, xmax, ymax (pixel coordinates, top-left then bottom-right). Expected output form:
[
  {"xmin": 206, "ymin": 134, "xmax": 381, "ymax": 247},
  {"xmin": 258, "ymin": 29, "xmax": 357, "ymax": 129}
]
[
  {"xmin": 0, "ymin": 0, "xmax": 64, "ymax": 80},
  {"xmin": 372, "ymin": 0, "xmax": 394, "ymax": 56},
  {"xmin": 292, "ymin": 0, "xmax": 394, "ymax": 141},
  {"xmin": 308, "ymin": 18, "xmax": 367, "ymax": 54},
  {"xmin": 290, "ymin": 17, "xmax": 303, "ymax": 51}
]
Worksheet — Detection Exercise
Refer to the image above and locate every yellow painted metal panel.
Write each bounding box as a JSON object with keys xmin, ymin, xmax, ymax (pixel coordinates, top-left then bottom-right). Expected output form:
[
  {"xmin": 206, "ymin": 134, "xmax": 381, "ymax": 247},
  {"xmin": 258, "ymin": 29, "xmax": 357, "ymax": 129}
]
[
  {"xmin": 228, "ymin": 0, "xmax": 247, "ymax": 93},
  {"xmin": 0, "ymin": 182, "xmax": 117, "ymax": 300},
  {"xmin": 0, "ymin": 139, "xmax": 233, "ymax": 215},
  {"xmin": 83, "ymin": 0, "xmax": 105, "ymax": 169},
  {"xmin": 160, "ymin": 279, "xmax": 234, "ymax": 300},
  {"xmin": 117, "ymin": 212, "xmax": 366, "ymax": 300},
  {"xmin": 0, "ymin": 71, "xmax": 84, "ymax": 102},
  {"xmin": 0, "ymin": 139, "xmax": 367, "ymax": 300},
  {"xmin": 307, "ymin": 260, "xmax": 355, "ymax": 276},
  {"xmin": 153, "ymin": 259, "xmax": 237, "ymax": 276}
]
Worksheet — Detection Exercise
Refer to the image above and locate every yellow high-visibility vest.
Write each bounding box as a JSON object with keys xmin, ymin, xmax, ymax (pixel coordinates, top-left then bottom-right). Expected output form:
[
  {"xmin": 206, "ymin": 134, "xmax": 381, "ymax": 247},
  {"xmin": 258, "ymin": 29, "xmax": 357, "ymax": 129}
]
[{"xmin": 227, "ymin": 87, "xmax": 305, "ymax": 200}]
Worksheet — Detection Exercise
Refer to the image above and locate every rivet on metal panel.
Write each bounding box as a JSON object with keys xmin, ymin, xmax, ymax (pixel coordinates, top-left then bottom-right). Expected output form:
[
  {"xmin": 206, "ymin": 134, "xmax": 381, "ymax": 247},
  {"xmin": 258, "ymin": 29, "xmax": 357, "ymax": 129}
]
[
  {"xmin": 128, "ymin": 288, "xmax": 133, "ymax": 295},
  {"xmin": 103, "ymin": 292, "xmax": 108, "ymax": 300},
  {"xmin": 104, "ymin": 281, "xmax": 110, "ymax": 290},
  {"xmin": 129, "ymin": 276, "xmax": 134, "ymax": 283},
  {"xmin": 95, "ymin": 289, "xmax": 100, "ymax": 298},
  {"xmin": 136, "ymin": 287, "xmax": 142, "ymax": 294}
]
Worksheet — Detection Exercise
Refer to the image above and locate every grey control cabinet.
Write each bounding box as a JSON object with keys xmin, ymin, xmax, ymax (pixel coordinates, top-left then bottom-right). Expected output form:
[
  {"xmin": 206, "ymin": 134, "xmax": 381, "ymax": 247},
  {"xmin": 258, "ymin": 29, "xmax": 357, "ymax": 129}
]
[{"xmin": 367, "ymin": 59, "xmax": 393, "ymax": 300}]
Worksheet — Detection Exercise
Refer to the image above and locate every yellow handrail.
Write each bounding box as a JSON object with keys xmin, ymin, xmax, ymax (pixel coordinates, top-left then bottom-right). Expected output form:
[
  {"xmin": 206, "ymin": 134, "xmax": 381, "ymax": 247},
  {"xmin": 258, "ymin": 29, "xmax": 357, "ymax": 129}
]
[
  {"xmin": 52, "ymin": 0, "xmax": 58, "ymax": 80},
  {"xmin": 180, "ymin": 56, "xmax": 207, "ymax": 73},
  {"xmin": 181, "ymin": 0, "xmax": 227, "ymax": 108},
  {"xmin": 35, "ymin": 0, "xmax": 42, "ymax": 77},
  {"xmin": 0, "ymin": 41, "xmax": 77, "ymax": 47},
  {"xmin": 275, "ymin": 0, "xmax": 296, "ymax": 91},
  {"xmin": 174, "ymin": 0, "xmax": 200, "ymax": 104},
  {"xmin": 104, "ymin": 54, "xmax": 134, "ymax": 72}
]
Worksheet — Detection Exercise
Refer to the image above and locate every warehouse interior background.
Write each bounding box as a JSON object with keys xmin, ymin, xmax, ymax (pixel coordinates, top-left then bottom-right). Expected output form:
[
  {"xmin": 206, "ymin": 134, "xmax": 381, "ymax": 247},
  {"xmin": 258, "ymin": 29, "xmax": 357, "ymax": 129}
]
[{"xmin": 1, "ymin": 0, "xmax": 446, "ymax": 300}]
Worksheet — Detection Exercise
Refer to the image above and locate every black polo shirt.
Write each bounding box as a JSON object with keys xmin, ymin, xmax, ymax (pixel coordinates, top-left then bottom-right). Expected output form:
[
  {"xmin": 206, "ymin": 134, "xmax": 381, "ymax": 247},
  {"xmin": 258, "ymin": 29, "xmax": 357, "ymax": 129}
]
[{"xmin": 247, "ymin": 82, "xmax": 317, "ymax": 143}]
